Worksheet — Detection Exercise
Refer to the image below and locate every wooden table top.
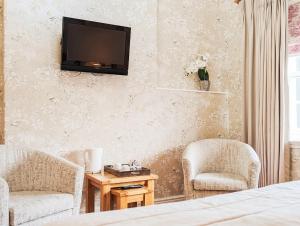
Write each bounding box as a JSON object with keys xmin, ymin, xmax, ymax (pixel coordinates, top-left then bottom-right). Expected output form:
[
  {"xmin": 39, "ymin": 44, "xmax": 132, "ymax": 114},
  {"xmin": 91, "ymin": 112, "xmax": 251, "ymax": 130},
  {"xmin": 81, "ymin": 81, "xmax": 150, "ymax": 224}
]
[{"xmin": 85, "ymin": 172, "xmax": 159, "ymax": 185}]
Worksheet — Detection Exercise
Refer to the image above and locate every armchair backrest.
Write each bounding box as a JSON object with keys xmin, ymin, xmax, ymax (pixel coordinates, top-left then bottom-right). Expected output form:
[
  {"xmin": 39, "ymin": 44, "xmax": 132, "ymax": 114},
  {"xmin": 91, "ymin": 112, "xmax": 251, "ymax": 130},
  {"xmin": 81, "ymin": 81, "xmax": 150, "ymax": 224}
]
[
  {"xmin": 1, "ymin": 148, "xmax": 84, "ymax": 195},
  {"xmin": 0, "ymin": 149, "xmax": 35, "ymax": 191},
  {"xmin": 187, "ymin": 139, "xmax": 258, "ymax": 179},
  {"xmin": 0, "ymin": 149, "xmax": 26, "ymax": 178}
]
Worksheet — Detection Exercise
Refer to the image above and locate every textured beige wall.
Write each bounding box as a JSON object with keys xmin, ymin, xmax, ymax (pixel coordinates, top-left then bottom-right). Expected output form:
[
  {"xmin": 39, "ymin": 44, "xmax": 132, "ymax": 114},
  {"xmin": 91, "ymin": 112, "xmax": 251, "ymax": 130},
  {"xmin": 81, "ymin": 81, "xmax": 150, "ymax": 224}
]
[
  {"xmin": 3, "ymin": 0, "xmax": 243, "ymax": 198},
  {"xmin": 289, "ymin": 143, "xmax": 300, "ymax": 180},
  {"xmin": 290, "ymin": 0, "xmax": 300, "ymax": 5},
  {"xmin": 0, "ymin": 0, "xmax": 3, "ymax": 144},
  {"xmin": 158, "ymin": 0, "xmax": 243, "ymax": 141}
]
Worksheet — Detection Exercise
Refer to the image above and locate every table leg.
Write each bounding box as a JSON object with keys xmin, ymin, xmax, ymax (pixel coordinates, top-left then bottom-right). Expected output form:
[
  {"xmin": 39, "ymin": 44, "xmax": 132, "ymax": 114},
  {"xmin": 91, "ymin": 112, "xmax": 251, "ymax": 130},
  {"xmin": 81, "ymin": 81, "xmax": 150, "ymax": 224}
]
[
  {"xmin": 116, "ymin": 196, "xmax": 128, "ymax": 209},
  {"xmin": 86, "ymin": 179, "xmax": 95, "ymax": 213},
  {"xmin": 100, "ymin": 185, "xmax": 111, "ymax": 211},
  {"xmin": 144, "ymin": 179, "xmax": 155, "ymax": 205}
]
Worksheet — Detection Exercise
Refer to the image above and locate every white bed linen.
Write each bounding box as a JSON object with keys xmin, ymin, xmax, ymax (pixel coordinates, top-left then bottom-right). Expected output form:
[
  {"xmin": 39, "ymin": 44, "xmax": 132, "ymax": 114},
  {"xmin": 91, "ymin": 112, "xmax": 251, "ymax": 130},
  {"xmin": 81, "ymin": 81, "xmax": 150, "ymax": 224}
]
[{"xmin": 46, "ymin": 181, "xmax": 300, "ymax": 226}]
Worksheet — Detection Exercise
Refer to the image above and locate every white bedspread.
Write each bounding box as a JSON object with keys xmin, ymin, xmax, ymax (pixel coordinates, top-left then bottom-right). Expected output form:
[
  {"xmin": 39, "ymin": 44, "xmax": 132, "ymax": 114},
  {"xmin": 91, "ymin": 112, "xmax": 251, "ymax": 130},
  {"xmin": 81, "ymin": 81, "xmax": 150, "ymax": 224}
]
[{"xmin": 46, "ymin": 181, "xmax": 300, "ymax": 226}]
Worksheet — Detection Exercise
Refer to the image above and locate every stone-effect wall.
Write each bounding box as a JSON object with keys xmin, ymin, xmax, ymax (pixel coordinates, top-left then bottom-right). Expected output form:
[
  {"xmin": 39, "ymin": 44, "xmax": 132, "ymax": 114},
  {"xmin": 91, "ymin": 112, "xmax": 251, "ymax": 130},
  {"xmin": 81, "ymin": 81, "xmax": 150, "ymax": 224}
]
[
  {"xmin": 0, "ymin": 0, "xmax": 3, "ymax": 144},
  {"xmin": 158, "ymin": 0, "xmax": 244, "ymax": 141},
  {"xmin": 289, "ymin": 1, "xmax": 300, "ymax": 54},
  {"xmin": 289, "ymin": 143, "xmax": 300, "ymax": 180},
  {"xmin": 287, "ymin": 0, "xmax": 300, "ymax": 182},
  {"xmin": 2, "ymin": 0, "xmax": 243, "ymax": 198}
]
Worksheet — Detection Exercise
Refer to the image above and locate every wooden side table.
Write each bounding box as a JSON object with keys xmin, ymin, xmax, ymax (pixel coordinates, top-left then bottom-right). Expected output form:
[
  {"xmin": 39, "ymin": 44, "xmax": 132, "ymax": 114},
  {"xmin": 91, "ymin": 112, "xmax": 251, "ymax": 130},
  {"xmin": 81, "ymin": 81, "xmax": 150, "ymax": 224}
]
[{"xmin": 85, "ymin": 172, "xmax": 158, "ymax": 212}]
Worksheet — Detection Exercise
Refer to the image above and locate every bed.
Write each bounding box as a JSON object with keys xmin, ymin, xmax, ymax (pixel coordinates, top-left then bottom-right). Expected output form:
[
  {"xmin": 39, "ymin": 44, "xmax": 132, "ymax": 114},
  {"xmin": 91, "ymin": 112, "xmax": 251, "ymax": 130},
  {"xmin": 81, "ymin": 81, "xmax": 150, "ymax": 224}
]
[{"xmin": 46, "ymin": 181, "xmax": 300, "ymax": 226}]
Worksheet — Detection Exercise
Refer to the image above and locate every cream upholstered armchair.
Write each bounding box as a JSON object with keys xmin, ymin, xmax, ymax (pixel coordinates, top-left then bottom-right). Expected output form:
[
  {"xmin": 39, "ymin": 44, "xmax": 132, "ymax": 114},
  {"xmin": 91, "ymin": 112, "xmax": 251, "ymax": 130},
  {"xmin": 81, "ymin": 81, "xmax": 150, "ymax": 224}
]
[
  {"xmin": 182, "ymin": 139, "xmax": 261, "ymax": 199},
  {"xmin": 0, "ymin": 149, "xmax": 84, "ymax": 226}
]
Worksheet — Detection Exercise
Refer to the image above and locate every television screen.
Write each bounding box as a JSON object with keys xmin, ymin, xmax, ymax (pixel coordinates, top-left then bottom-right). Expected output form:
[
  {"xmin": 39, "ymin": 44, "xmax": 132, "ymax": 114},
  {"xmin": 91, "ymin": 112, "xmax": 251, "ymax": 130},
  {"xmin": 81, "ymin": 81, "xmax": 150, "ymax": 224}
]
[{"xmin": 61, "ymin": 17, "xmax": 131, "ymax": 75}]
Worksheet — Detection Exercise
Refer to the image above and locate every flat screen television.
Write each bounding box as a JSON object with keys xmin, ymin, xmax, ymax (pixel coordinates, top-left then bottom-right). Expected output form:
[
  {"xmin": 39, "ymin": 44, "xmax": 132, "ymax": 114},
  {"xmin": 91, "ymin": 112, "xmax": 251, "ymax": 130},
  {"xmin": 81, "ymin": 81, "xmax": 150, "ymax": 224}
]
[{"xmin": 61, "ymin": 17, "xmax": 131, "ymax": 75}]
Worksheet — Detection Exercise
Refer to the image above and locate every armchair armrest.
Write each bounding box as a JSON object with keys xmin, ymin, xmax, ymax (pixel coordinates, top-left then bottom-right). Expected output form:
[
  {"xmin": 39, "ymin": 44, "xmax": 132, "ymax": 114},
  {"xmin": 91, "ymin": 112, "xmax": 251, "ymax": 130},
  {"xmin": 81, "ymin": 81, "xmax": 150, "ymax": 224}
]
[
  {"xmin": 232, "ymin": 143, "xmax": 261, "ymax": 188},
  {"xmin": 0, "ymin": 177, "xmax": 9, "ymax": 226},
  {"xmin": 182, "ymin": 143, "xmax": 205, "ymax": 199},
  {"xmin": 182, "ymin": 149, "xmax": 200, "ymax": 181},
  {"xmin": 246, "ymin": 148, "xmax": 261, "ymax": 188}
]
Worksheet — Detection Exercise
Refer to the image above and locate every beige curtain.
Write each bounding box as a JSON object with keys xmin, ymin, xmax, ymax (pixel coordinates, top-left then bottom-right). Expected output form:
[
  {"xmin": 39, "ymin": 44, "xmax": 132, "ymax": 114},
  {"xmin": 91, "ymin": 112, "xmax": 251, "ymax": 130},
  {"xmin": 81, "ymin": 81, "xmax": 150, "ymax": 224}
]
[{"xmin": 243, "ymin": 0, "xmax": 288, "ymax": 187}]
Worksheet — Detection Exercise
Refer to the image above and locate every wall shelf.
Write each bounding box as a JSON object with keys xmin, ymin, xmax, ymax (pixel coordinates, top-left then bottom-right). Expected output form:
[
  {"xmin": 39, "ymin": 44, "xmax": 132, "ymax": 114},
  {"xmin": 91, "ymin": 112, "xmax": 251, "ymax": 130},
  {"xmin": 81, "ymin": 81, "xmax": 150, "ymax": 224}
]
[{"xmin": 156, "ymin": 87, "xmax": 228, "ymax": 95}]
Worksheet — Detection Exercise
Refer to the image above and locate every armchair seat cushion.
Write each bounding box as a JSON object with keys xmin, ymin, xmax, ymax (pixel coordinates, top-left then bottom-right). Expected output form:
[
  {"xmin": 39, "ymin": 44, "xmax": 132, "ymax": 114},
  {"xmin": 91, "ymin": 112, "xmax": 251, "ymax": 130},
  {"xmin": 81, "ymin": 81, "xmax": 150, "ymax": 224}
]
[
  {"xmin": 9, "ymin": 191, "xmax": 74, "ymax": 226},
  {"xmin": 193, "ymin": 173, "xmax": 248, "ymax": 191}
]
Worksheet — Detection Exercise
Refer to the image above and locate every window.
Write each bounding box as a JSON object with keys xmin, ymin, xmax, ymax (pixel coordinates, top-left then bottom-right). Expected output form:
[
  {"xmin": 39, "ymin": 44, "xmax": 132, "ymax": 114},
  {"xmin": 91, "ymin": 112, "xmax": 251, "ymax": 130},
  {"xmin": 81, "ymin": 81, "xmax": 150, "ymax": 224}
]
[
  {"xmin": 288, "ymin": 2, "xmax": 300, "ymax": 141},
  {"xmin": 288, "ymin": 55, "xmax": 300, "ymax": 140}
]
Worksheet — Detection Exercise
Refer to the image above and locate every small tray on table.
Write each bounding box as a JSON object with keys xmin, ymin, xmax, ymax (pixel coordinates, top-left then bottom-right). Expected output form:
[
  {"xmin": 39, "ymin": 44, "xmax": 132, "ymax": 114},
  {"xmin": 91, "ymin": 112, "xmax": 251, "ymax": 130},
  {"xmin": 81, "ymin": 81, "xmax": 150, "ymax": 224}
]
[{"xmin": 104, "ymin": 165, "xmax": 150, "ymax": 177}]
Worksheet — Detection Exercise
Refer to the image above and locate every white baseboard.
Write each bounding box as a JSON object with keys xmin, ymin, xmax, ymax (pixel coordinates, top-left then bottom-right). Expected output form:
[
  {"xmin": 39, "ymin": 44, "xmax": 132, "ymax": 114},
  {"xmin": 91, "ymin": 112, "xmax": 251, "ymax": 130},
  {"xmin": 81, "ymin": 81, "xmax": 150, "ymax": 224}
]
[{"xmin": 155, "ymin": 195, "xmax": 185, "ymax": 204}]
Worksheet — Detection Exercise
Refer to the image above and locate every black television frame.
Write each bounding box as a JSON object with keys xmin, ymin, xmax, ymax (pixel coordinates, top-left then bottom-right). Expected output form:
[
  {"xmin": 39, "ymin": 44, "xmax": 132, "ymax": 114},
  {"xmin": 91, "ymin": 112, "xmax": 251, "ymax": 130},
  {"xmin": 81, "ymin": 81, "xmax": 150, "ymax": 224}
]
[{"xmin": 61, "ymin": 17, "xmax": 131, "ymax": 75}]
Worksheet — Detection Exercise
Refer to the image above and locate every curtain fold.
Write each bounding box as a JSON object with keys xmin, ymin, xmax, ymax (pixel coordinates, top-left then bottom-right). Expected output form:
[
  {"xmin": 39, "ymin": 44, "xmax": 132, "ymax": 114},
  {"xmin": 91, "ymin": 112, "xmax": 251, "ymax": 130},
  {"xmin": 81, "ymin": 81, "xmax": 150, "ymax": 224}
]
[{"xmin": 243, "ymin": 0, "xmax": 288, "ymax": 187}]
